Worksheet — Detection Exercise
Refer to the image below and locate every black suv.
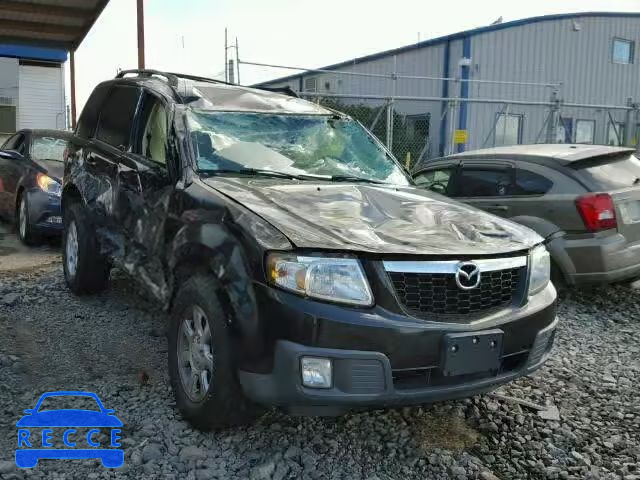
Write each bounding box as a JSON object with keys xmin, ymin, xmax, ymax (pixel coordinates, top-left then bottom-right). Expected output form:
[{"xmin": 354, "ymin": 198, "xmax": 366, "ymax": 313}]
[{"xmin": 62, "ymin": 70, "xmax": 557, "ymax": 429}]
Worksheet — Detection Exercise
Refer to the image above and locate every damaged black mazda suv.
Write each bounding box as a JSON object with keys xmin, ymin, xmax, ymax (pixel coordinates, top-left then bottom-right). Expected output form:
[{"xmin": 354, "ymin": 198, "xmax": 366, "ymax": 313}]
[{"xmin": 61, "ymin": 70, "xmax": 557, "ymax": 429}]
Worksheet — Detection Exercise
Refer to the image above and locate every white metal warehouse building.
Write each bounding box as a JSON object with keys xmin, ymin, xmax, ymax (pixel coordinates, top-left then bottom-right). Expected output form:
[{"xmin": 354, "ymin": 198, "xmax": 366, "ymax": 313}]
[
  {"xmin": 0, "ymin": 44, "xmax": 67, "ymax": 141},
  {"xmin": 254, "ymin": 12, "xmax": 640, "ymax": 162}
]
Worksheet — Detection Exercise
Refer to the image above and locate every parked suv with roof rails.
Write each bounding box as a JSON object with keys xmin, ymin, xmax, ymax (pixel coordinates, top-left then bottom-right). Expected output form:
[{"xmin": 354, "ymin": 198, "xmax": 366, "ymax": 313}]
[
  {"xmin": 413, "ymin": 145, "xmax": 640, "ymax": 288},
  {"xmin": 62, "ymin": 70, "xmax": 557, "ymax": 429}
]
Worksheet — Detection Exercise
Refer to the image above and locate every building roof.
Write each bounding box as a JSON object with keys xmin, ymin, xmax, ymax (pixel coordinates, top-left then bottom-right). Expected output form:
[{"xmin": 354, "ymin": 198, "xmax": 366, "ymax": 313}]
[
  {"xmin": 0, "ymin": 0, "xmax": 110, "ymax": 52},
  {"xmin": 448, "ymin": 144, "xmax": 636, "ymax": 162},
  {"xmin": 256, "ymin": 11, "xmax": 640, "ymax": 87}
]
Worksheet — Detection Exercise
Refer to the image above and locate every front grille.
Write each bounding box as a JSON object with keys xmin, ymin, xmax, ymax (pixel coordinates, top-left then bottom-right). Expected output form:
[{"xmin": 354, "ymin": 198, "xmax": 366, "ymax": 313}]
[{"xmin": 388, "ymin": 267, "xmax": 524, "ymax": 317}]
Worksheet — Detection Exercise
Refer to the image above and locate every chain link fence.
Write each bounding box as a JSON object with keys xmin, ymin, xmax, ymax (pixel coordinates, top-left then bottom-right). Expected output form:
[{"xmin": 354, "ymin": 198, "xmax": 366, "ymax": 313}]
[{"xmin": 243, "ymin": 60, "xmax": 640, "ymax": 171}]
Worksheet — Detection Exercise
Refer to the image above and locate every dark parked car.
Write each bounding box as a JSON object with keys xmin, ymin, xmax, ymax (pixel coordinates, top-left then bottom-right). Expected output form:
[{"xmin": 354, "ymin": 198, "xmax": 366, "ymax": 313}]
[
  {"xmin": 0, "ymin": 129, "xmax": 70, "ymax": 245},
  {"xmin": 62, "ymin": 70, "xmax": 557, "ymax": 429},
  {"xmin": 412, "ymin": 145, "xmax": 640, "ymax": 287}
]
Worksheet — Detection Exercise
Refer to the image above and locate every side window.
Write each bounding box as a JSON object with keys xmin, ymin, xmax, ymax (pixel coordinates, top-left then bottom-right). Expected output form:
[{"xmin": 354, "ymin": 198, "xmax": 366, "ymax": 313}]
[
  {"xmin": 575, "ymin": 120, "xmax": 595, "ymax": 144},
  {"xmin": 2, "ymin": 133, "xmax": 23, "ymax": 151},
  {"xmin": 76, "ymin": 84, "xmax": 110, "ymax": 139},
  {"xmin": 134, "ymin": 93, "xmax": 168, "ymax": 165},
  {"xmin": 494, "ymin": 114, "xmax": 522, "ymax": 146},
  {"xmin": 458, "ymin": 167, "xmax": 512, "ymax": 197},
  {"xmin": 513, "ymin": 168, "xmax": 553, "ymax": 196},
  {"xmin": 613, "ymin": 38, "xmax": 634, "ymax": 64},
  {"xmin": 95, "ymin": 86, "xmax": 141, "ymax": 149},
  {"xmin": 413, "ymin": 168, "xmax": 454, "ymax": 195}
]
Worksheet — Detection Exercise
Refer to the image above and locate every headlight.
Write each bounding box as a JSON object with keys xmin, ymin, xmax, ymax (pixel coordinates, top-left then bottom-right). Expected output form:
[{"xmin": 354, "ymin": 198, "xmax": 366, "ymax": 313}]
[
  {"xmin": 266, "ymin": 253, "xmax": 374, "ymax": 306},
  {"xmin": 528, "ymin": 244, "xmax": 551, "ymax": 296},
  {"xmin": 36, "ymin": 173, "xmax": 61, "ymax": 196}
]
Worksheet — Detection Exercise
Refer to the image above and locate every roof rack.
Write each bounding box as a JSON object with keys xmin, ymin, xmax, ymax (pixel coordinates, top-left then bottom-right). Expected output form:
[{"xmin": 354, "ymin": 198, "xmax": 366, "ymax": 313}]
[
  {"xmin": 116, "ymin": 69, "xmax": 232, "ymax": 86},
  {"xmin": 164, "ymin": 72, "xmax": 232, "ymax": 86},
  {"xmin": 116, "ymin": 69, "xmax": 180, "ymax": 87}
]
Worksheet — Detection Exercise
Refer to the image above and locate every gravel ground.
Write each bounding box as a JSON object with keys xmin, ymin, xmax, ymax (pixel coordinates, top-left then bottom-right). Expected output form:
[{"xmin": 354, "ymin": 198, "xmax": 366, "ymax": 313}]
[{"xmin": 0, "ymin": 266, "xmax": 638, "ymax": 480}]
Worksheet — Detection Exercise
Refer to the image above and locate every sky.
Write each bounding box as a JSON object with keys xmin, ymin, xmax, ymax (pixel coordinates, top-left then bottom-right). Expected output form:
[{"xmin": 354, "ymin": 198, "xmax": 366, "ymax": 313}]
[{"xmin": 68, "ymin": 0, "xmax": 640, "ymax": 112}]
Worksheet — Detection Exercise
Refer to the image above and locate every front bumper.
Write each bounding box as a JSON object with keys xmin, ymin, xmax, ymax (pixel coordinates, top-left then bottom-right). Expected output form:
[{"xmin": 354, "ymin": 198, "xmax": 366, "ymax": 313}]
[
  {"xmin": 239, "ymin": 284, "xmax": 558, "ymax": 414},
  {"xmin": 26, "ymin": 189, "xmax": 62, "ymax": 233}
]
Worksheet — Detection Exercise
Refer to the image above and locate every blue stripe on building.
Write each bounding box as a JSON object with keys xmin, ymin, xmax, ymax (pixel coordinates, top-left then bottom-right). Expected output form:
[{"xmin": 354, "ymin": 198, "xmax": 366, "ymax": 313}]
[{"xmin": 0, "ymin": 44, "xmax": 67, "ymax": 63}]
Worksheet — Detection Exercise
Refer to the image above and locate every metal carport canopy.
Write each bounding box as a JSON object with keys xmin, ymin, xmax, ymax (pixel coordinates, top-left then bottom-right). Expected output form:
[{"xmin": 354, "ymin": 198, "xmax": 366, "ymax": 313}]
[{"xmin": 0, "ymin": 0, "xmax": 109, "ymax": 50}]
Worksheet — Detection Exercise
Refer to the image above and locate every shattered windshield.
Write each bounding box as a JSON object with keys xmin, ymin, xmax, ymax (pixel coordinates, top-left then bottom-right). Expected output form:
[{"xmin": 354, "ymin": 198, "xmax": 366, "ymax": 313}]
[
  {"xmin": 31, "ymin": 136, "xmax": 68, "ymax": 162},
  {"xmin": 187, "ymin": 110, "xmax": 410, "ymax": 185}
]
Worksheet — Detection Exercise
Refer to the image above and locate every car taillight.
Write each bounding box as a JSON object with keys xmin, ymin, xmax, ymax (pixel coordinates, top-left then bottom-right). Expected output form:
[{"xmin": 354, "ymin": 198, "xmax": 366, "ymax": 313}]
[{"xmin": 575, "ymin": 193, "xmax": 617, "ymax": 232}]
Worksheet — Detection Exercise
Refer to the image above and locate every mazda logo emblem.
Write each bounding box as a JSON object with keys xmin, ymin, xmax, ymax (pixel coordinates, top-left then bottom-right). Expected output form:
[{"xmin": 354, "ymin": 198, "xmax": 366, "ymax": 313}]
[{"xmin": 455, "ymin": 262, "xmax": 481, "ymax": 290}]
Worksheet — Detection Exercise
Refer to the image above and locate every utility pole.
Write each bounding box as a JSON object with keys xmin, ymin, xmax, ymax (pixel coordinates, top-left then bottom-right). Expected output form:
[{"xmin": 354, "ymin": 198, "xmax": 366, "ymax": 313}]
[
  {"xmin": 224, "ymin": 28, "xmax": 228, "ymax": 82},
  {"xmin": 137, "ymin": 0, "xmax": 145, "ymax": 69},
  {"xmin": 235, "ymin": 36, "xmax": 241, "ymax": 85}
]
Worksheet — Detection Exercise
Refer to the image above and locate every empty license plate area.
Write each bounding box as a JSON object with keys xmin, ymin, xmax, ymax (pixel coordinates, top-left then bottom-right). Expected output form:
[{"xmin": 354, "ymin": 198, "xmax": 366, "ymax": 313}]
[
  {"xmin": 619, "ymin": 200, "xmax": 640, "ymax": 225},
  {"xmin": 441, "ymin": 330, "xmax": 503, "ymax": 376}
]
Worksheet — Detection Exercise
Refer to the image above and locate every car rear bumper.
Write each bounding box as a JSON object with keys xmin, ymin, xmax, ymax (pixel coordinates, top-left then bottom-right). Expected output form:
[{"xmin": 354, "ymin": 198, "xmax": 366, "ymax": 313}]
[
  {"xmin": 27, "ymin": 189, "xmax": 62, "ymax": 233},
  {"xmin": 239, "ymin": 283, "xmax": 557, "ymax": 414},
  {"xmin": 561, "ymin": 232, "xmax": 640, "ymax": 285}
]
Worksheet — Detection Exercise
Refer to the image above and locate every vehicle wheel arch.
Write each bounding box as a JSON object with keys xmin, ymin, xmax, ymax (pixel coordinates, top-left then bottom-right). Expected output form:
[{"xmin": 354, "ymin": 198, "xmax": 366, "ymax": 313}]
[
  {"xmin": 168, "ymin": 223, "xmax": 260, "ymax": 342},
  {"xmin": 509, "ymin": 215, "xmax": 562, "ymax": 239},
  {"xmin": 510, "ymin": 214, "xmax": 576, "ymax": 286},
  {"xmin": 61, "ymin": 183, "xmax": 83, "ymax": 214}
]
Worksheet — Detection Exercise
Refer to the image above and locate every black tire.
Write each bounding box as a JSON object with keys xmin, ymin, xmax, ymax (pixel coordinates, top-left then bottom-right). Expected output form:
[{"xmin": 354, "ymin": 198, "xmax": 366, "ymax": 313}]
[
  {"xmin": 62, "ymin": 201, "xmax": 110, "ymax": 295},
  {"xmin": 16, "ymin": 192, "xmax": 40, "ymax": 246},
  {"xmin": 168, "ymin": 275, "xmax": 263, "ymax": 430}
]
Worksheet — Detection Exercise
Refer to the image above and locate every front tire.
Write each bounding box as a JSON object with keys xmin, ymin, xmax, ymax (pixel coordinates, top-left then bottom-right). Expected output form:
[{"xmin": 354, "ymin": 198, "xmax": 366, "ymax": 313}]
[
  {"xmin": 62, "ymin": 202, "xmax": 110, "ymax": 295},
  {"xmin": 168, "ymin": 275, "xmax": 262, "ymax": 430},
  {"xmin": 16, "ymin": 192, "xmax": 39, "ymax": 246}
]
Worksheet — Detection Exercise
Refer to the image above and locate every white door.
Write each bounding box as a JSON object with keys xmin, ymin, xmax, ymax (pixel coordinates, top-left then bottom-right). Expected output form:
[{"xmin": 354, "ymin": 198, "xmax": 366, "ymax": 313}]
[{"xmin": 18, "ymin": 64, "xmax": 65, "ymax": 130}]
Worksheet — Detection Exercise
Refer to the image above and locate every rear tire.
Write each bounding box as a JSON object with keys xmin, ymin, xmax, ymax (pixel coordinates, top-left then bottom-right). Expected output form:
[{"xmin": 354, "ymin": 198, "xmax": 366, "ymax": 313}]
[
  {"xmin": 168, "ymin": 275, "xmax": 263, "ymax": 430},
  {"xmin": 62, "ymin": 202, "xmax": 110, "ymax": 295},
  {"xmin": 16, "ymin": 192, "xmax": 40, "ymax": 246}
]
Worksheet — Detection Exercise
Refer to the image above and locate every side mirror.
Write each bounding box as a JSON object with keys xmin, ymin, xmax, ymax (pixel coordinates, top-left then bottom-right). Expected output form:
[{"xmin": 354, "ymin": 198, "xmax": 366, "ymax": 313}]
[{"xmin": 0, "ymin": 150, "xmax": 23, "ymax": 161}]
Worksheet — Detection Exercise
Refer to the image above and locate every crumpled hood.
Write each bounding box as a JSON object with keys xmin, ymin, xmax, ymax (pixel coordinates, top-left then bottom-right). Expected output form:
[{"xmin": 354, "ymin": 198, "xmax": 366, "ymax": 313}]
[{"xmin": 204, "ymin": 178, "xmax": 542, "ymax": 255}]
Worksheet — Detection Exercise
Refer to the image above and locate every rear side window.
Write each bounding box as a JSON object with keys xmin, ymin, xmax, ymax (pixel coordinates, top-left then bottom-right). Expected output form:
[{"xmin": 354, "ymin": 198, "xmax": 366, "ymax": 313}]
[
  {"xmin": 95, "ymin": 86, "xmax": 141, "ymax": 148},
  {"xmin": 458, "ymin": 167, "xmax": 512, "ymax": 197},
  {"xmin": 76, "ymin": 84, "xmax": 110, "ymax": 139},
  {"xmin": 513, "ymin": 169, "xmax": 553, "ymax": 195},
  {"xmin": 572, "ymin": 153, "xmax": 640, "ymax": 189}
]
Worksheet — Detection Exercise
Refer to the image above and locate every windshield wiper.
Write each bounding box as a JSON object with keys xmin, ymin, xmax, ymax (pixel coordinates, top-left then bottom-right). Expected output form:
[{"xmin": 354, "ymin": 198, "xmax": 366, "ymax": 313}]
[
  {"xmin": 199, "ymin": 169, "xmax": 386, "ymax": 184},
  {"xmin": 198, "ymin": 168, "xmax": 305, "ymax": 180},
  {"xmin": 328, "ymin": 175, "xmax": 384, "ymax": 184}
]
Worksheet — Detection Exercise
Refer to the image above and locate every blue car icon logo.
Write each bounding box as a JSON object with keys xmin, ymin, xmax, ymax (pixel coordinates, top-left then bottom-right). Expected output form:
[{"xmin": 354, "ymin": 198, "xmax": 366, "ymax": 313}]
[{"xmin": 16, "ymin": 391, "xmax": 124, "ymax": 468}]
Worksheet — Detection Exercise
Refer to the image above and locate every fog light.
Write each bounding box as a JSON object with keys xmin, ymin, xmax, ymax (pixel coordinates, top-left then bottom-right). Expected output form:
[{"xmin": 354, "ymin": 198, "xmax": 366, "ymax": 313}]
[{"xmin": 301, "ymin": 357, "xmax": 332, "ymax": 388}]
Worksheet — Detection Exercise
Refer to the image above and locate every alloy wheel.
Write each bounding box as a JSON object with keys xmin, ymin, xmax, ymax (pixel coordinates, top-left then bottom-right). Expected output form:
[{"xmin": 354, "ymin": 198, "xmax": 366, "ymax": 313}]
[
  {"xmin": 177, "ymin": 305, "xmax": 215, "ymax": 402},
  {"xmin": 65, "ymin": 221, "xmax": 79, "ymax": 278},
  {"xmin": 18, "ymin": 196, "xmax": 27, "ymax": 240}
]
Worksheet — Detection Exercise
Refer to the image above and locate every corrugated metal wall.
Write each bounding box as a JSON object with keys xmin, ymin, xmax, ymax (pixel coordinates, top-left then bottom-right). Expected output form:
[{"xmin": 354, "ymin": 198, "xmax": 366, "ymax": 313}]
[{"xmin": 261, "ymin": 14, "xmax": 640, "ymax": 155}]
